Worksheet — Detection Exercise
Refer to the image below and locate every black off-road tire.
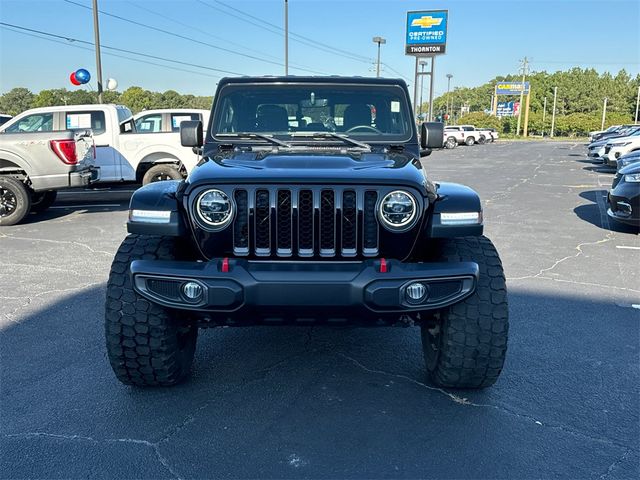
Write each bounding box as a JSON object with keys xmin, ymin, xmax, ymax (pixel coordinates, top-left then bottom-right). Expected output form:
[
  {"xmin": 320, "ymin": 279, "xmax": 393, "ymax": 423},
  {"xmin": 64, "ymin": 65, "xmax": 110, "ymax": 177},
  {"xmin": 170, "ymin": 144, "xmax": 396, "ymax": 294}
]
[
  {"xmin": 105, "ymin": 234, "xmax": 198, "ymax": 386},
  {"xmin": 30, "ymin": 190, "xmax": 57, "ymax": 213},
  {"xmin": 142, "ymin": 164, "xmax": 183, "ymax": 185},
  {"xmin": 465, "ymin": 136, "xmax": 475, "ymax": 146},
  {"xmin": 445, "ymin": 137, "xmax": 458, "ymax": 149},
  {"xmin": 478, "ymin": 135, "xmax": 487, "ymax": 145},
  {"xmin": 421, "ymin": 236, "xmax": 509, "ymax": 388},
  {"xmin": 0, "ymin": 176, "xmax": 31, "ymax": 226}
]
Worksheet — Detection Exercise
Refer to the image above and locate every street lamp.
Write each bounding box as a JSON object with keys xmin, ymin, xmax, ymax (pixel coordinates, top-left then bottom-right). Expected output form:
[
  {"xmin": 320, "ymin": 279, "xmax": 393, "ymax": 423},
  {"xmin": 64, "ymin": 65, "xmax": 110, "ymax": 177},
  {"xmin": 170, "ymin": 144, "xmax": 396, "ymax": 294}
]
[
  {"xmin": 372, "ymin": 36, "xmax": 386, "ymax": 78},
  {"xmin": 419, "ymin": 60, "xmax": 428, "ymax": 116},
  {"xmin": 446, "ymin": 73, "xmax": 453, "ymax": 118}
]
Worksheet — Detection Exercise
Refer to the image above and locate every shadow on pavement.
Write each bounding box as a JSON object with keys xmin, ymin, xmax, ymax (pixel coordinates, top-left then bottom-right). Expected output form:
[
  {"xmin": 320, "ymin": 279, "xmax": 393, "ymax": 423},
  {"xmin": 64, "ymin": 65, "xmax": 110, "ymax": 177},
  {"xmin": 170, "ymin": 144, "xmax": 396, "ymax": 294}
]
[
  {"xmin": 1, "ymin": 284, "xmax": 638, "ymax": 479},
  {"xmin": 575, "ymin": 190, "xmax": 638, "ymax": 234}
]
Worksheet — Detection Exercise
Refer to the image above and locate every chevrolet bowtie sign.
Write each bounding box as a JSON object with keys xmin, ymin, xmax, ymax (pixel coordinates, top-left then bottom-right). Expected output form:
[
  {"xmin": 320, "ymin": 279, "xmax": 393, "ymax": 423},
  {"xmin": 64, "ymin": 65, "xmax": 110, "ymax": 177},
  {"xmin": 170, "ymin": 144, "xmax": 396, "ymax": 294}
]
[{"xmin": 406, "ymin": 10, "xmax": 448, "ymax": 56}]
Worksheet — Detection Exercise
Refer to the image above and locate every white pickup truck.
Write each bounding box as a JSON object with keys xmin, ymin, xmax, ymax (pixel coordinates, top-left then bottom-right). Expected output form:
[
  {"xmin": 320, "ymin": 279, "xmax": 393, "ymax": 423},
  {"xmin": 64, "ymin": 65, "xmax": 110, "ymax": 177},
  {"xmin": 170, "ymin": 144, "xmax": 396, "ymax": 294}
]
[
  {"xmin": 1, "ymin": 105, "xmax": 206, "ymax": 185},
  {"xmin": 444, "ymin": 125, "xmax": 489, "ymax": 146}
]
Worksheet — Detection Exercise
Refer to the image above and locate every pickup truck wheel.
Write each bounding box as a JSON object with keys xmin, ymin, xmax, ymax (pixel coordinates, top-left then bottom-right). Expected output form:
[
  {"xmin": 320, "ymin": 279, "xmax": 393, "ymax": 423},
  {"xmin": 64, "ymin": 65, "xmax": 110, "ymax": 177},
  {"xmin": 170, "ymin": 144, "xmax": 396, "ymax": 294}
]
[
  {"xmin": 445, "ymin": 137, "xmax": 458, "ymax": 149},
  {"xmin": 465, "ymin": 136, "xmax": 475, "ymax": 146},
  {"xmin": 421, "ymin": 236, "xmax": 509, "ymax": 388},
  {"xmin": 30, "ymin": 190, "xmax": 57, "ymax": 213},
  {"xmin": 142, "ymin": 164, "xmax": 183, "ymax": 185},
  {"xmin": 105, "ymin": 234, "xmax": 198, "ymax": 386},
  {"xmin": 0, "ymin": 177, "xmax": 31, "ymax": 226},
  {"xmin": 478, "ymin": 135, "xmax": 486, "ymax": 145}
]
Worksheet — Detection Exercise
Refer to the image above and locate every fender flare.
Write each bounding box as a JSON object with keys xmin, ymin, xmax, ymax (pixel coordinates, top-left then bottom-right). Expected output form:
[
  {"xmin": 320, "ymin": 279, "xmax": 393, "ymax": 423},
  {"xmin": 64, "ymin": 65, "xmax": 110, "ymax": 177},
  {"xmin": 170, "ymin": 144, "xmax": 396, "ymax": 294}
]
[
  {"xmin": 426, "ymin": 182, "xmax": 483, "ymax": 238},
  {"xmin": 127, "ymin": 179, "xmax": 187, "ymax": 236}
]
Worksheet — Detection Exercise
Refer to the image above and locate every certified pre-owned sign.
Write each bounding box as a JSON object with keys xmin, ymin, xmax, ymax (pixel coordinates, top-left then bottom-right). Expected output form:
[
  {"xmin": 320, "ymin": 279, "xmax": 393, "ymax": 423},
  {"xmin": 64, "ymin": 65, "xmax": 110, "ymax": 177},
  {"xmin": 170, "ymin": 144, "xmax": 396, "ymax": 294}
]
[{"xmin": 406, "ymin": 10, "xmax": 448, "ymax": 55}]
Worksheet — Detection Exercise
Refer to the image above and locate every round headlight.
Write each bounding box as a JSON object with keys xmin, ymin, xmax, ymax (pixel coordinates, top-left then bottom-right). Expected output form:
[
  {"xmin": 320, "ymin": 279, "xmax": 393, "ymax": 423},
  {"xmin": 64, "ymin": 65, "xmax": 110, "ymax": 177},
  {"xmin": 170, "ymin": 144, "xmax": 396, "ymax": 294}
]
[
  {"xmin": 378, "ymin": 190, "xmax": 417, "ymax": 231},
  {"xmin": 196, "ymin": 189, "xmax": 233, "ymax": 229}
]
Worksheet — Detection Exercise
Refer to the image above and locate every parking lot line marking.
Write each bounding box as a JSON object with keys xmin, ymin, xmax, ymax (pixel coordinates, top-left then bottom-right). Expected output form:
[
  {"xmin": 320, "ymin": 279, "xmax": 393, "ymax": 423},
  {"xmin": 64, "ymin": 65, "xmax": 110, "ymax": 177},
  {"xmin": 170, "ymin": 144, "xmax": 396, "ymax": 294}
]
[
  {"xmin": 616, "ymin": 246, "xmax": 640, "ymax": 250},
  {"xmin": 50, "ymin": 204, "xmax": 122, "ymax": 209}
]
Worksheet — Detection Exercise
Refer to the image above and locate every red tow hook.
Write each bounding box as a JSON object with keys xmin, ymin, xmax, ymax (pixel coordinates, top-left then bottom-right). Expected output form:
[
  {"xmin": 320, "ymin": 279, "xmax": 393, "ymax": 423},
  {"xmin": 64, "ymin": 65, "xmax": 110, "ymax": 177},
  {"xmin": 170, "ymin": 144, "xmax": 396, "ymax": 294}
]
[
  {"xmin": 379, "ymin": 258, "xmax": 388, "ymax": 273},
  {"xmin": 221, "ymin": 257, "xmax": 230, "ymax": 273}
]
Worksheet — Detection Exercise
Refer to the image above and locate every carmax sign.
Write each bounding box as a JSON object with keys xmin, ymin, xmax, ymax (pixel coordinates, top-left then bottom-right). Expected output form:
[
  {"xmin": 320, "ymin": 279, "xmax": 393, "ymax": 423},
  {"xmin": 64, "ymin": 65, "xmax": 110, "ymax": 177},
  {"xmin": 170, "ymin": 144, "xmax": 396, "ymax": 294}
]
[{"xmin": 406, "ymin": 10, "xmax": 448, "ymax": 55}]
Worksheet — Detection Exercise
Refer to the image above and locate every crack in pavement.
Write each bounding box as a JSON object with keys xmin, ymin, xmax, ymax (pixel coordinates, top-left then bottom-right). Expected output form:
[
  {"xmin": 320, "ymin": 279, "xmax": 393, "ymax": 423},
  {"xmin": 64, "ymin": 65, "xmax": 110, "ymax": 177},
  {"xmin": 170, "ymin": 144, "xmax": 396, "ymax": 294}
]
[
  {"xmin": 598, "ymin": 447, "xmax": 636, "ymax": 480},
  {"xmin": 507, "ymin": 234, "xmax": 614, "ymax": 281},
  {"xmin": 3, "ymin": 432, "xmax": 183, "ymax": 479},
  {"xmin": 1, "ymin": 234, "xmax": 113, "ymax": 256},
  {"xmin": 339, "ymin": 353, "xmax": 633, "ymax": 454},
  {"xmin": 509, "ymin": 275, "xmax": 640, "ymax": 294},
  {"xmin": 0, "ymin": 282, "xmax": 103, "ymax": 323}
]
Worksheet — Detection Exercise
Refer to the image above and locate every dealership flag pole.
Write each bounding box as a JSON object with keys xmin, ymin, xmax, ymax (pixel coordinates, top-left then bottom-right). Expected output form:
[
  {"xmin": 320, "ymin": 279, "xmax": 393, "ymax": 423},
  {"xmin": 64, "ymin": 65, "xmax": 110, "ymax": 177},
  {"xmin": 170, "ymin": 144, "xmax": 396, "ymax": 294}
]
[{"xmin": 92, "ymin": 0, "xmax": 104, "ymax": 103}]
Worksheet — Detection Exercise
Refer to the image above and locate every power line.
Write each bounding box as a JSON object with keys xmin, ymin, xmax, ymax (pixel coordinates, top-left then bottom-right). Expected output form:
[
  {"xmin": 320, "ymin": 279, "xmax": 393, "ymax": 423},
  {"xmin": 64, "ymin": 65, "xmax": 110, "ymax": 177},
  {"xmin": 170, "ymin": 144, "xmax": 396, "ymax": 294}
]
[
  {"xmin": 212, "ymin": 0, "xmax": 372, "ymax": 62},
  {"xmin": 197, "ymin": 0, "xmax": 374, "ymax": 65},
  {"xmin": 0, "ymin": 25, "xmax": 223, "ymax": 81},
  {"xmin": 63, "ymin": 0, "xmax": 327, "ymax": 75},
  {"xmin": 0, "ymin": 22, "xmax": 245, "ymax": 76}
]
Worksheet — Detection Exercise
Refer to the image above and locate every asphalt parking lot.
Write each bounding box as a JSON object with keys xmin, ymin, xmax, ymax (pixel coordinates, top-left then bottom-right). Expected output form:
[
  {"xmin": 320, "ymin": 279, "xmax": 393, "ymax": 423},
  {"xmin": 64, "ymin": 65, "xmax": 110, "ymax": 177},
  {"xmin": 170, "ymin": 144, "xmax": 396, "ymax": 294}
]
[{"xmin": 1, "ymin": 141, "xmax": 638, "ymax": 479}]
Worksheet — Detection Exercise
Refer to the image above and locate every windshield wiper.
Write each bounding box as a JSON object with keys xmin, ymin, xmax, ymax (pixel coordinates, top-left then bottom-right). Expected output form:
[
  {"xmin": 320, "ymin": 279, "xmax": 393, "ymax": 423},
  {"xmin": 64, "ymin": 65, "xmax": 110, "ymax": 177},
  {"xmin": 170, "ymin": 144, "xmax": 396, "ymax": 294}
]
[
  {"xmin": 290, "ymin": 132, "xmax": 371, "ymax": 150},
  {"xmin": 217, "ymin": 132, "xmax": 292, "ymax": 148}
]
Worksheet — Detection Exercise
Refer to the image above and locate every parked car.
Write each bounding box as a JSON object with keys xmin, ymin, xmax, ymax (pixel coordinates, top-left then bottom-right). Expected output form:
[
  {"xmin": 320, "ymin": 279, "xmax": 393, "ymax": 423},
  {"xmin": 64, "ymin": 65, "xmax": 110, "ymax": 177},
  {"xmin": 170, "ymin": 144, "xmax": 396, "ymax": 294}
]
[
  {"xmin": 616, "ymin": 151, "xmax": 640, "ymax": 172},
  {"xmin": 0, "ymin": 127, "xmax": 97, "ymax": 226},
  {"xmin": 134, "ymin": 109, "xmax": 210, "ymax": 134},
  {"xmin": 589, "ymin": 125, "xmax": 620, "ymax": 142},
  {"xmin": 104, "ymin": 75, "xmax": 509, "ymax": 389},
  {"xmin": 587, "ymin": 127, "xmax": 640, "ymax": 161},
  {"xmin": 607, "ymin": 162, "xmax": 640, "ymax": 227},
  {"xmin": 0, "ymin": 114, "xmax": 12, "ymax": 127},
  {"xmin": 1, "ymin": 104, "xmax": 202, "ymax": 185},
  {"xmin": 591, "ymin": 124, "xmax": 638, "ymax": 143},
  {"xmin": 445, "ymin": 125, "xmax": 481, "ymax": 146},
  {"xmin": 443, "ymin": 127, "xmax": 464, "ymax": 148},
  {"xmin": 602, "ymin": 133, "xmax": 640, "ymax": 166}
]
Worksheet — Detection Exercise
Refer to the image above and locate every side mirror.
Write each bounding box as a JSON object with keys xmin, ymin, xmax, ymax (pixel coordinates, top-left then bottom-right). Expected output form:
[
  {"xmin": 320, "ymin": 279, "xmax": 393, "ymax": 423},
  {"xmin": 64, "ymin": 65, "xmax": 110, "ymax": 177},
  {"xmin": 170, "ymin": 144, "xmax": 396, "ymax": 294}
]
[
  {"xmin": 180, "ymin": 120, "xmax": 203, "ymax": 147},
  {"xmin": 420, "ymin": 122, "xmax": 444, "ymax": 150}
]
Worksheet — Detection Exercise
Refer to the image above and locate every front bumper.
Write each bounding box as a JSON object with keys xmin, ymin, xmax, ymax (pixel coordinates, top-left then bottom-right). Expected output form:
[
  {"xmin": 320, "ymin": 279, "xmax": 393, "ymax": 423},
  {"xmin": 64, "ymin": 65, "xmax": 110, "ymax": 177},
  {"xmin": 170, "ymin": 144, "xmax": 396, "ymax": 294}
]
[
  {"xmin": 130, "ymin": 258, "xmax": 478, "ymax": 323},
  {"xmin": 607, "ymin": 182, "xmax": 640, "ymax": 226}
]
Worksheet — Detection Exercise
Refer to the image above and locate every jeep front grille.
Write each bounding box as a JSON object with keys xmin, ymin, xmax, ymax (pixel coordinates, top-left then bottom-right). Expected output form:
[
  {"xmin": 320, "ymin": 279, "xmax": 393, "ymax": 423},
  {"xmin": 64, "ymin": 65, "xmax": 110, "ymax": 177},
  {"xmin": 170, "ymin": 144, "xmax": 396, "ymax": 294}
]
[{"xmin": 232, "ymin": 187, "xmax": 379, "ymax": 258}]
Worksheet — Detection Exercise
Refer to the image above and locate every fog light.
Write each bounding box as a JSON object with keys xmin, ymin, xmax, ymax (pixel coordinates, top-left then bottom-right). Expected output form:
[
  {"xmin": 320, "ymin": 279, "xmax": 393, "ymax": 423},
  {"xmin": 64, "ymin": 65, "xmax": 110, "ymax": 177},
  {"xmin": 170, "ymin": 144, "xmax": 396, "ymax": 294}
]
[
  {"xmin": 182, "ymin": 282, "xmax": 203, "ymax": 301},
  {"xmin": 406, "ymin": 282, "xmax": 427, "ymax": 304}
]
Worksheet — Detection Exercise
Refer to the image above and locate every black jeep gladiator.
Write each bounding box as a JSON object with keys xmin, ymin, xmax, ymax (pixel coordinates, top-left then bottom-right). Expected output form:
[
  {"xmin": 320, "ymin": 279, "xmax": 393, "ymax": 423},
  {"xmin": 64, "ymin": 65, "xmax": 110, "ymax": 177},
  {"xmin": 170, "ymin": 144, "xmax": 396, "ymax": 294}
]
[{"xmin": 105, "ymin": 76, "xmax": 508, "ymax": 388}]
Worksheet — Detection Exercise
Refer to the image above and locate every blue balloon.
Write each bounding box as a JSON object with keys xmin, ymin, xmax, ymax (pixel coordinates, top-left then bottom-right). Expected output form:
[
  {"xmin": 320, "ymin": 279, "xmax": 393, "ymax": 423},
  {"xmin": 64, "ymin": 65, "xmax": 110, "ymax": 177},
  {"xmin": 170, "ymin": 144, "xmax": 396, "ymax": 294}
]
[{"xmin": 75, "ymin": 68, "xmax": 91, "ymax": 84}]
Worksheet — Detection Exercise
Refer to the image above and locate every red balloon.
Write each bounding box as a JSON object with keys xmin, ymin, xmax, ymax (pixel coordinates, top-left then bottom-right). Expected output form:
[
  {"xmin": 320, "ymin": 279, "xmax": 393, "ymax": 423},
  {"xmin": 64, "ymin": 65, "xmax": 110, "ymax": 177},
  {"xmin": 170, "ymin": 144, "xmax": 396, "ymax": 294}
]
[{"xmin": 70, "ymin": 72, "xmax": 81, "ymax": 86}]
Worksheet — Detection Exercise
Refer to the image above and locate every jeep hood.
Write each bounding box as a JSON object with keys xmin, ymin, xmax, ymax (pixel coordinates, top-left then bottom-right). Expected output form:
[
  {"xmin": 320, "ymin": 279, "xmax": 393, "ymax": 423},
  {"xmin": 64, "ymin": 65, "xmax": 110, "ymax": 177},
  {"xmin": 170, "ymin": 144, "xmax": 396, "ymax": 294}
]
[{"xmin": 185, "ymin": 151, "xmax": 431, "ymax": 194}]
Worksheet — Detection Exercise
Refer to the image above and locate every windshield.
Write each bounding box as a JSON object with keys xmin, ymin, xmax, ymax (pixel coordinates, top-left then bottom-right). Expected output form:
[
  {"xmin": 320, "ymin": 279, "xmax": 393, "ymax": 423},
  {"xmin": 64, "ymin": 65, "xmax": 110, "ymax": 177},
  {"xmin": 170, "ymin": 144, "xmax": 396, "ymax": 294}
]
[{"xmin": 212, "ymin": 83, "xmax": 413, "ymax": 142}]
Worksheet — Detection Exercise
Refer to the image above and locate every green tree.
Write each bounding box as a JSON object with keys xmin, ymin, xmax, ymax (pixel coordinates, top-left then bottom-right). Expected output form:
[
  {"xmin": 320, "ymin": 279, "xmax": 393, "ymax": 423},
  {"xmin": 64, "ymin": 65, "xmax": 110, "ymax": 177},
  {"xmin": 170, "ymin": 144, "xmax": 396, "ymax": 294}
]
[
  {"xmin": 119, "ymin": 86, "xmax": 157, "ymax": 113},
  {"xmin": 0, "ymin": 87, "xmax": 35, "ymax": 115}
]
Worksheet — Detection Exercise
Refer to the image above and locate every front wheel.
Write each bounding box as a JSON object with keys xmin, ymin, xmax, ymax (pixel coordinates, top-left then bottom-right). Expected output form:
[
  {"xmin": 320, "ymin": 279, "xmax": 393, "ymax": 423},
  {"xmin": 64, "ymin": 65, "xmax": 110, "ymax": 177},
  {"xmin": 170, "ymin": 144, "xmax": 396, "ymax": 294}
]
[
  {"xmin": 465, "ymin": 136, "xmax": 475, "ymax": 146},
  {"xmin": 421, "ymin": 236, "xmax": 509, "ymax": 388},
  {"xmin": 142, "ymin": 164, "xmax": 183, "ymax": 185},
  {"xmin": 105, "ymin": 235, "xmax": 198, "ymax": 386},
  {"xmin": 0, "ymin": 177, "xmax": 31, "ymax": 226}
]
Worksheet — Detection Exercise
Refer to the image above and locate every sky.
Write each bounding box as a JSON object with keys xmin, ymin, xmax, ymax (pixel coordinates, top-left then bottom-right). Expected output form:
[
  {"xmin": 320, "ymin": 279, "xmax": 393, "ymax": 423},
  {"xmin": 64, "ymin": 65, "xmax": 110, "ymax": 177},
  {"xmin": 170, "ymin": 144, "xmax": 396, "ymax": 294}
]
[{"xmin": 0, "ymin": 0, "xmax": 638, "ymax": 98}]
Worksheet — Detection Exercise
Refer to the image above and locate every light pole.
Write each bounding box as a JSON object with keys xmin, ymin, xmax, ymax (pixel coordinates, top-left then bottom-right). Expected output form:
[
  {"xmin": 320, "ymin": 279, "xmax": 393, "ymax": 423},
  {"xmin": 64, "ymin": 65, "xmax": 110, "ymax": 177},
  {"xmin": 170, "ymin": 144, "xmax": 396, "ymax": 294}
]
[
  {"xmin": 372, "ymin": 36, "xmax": 386, "ymax": 78},
  {"xmin": 635, "ymin": 85, "xmax": 639, "ymax": 124},
  {"xmin": 516, "ymin": 57, "xmax": 528, "ymax": 136},
  {"xmin": 284, "ymin": 0, "xmax": 289, "ymax": 76},
  {"xmin": 419, "ymin": 60, "xmax": 428, "ymax": 117},
  {"xmin": 92, "ymin": 0, "xmax": 104, "ymax": 103},
  {"xmin": 446, "ymin": 73, "xmax": 453, "ymax": 119}
]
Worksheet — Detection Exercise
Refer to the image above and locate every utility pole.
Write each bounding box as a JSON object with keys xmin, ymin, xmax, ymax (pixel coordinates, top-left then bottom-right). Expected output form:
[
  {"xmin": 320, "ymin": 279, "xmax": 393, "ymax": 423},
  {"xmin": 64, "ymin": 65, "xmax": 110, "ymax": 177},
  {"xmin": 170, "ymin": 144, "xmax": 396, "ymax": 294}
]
[
  {"xmin": 284, "ymin": 0, "xmax": 289, "ymax": 75},
  {"xmin": 635, "ymin": 85, "xmax": 639, "ymax": 124},
  {"xmin": 418, "ymin": 60, "xmax": 428, "ymax": 116},
  {"xmin": 446, "ymin": 73, "xmax": 453, "ymax": 118},
  {"xmin": 542, "ymin": 96, "xmax": 547, "ymax": 137},
  {"xmin": 428, "ymin": 56, "xmax": 435, "ymax": 122},
  {"xmin": 601, "ymin": 97, "xmax": 608, "ymax": 130},
  {"xmin": 516, "ymin": 56, "xmax": 528, "ymax": 136},
  {"xmin": 550, "ymin": 86, "xmax": 557, "ymax": 138},
  {"xmin": 413, "ymin": 57, "xmax": 419, "ymax": 121},
  {"xmin": 492, "ymin": 84, "xmax": 498, "ymax": 115},
  {"xmin": 372, "ymin": 37, "xmax": 386, "ymax": 78},
  {"xmin": 92, "ymin": 0, "xmax": 104, "ymax": 103}
]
